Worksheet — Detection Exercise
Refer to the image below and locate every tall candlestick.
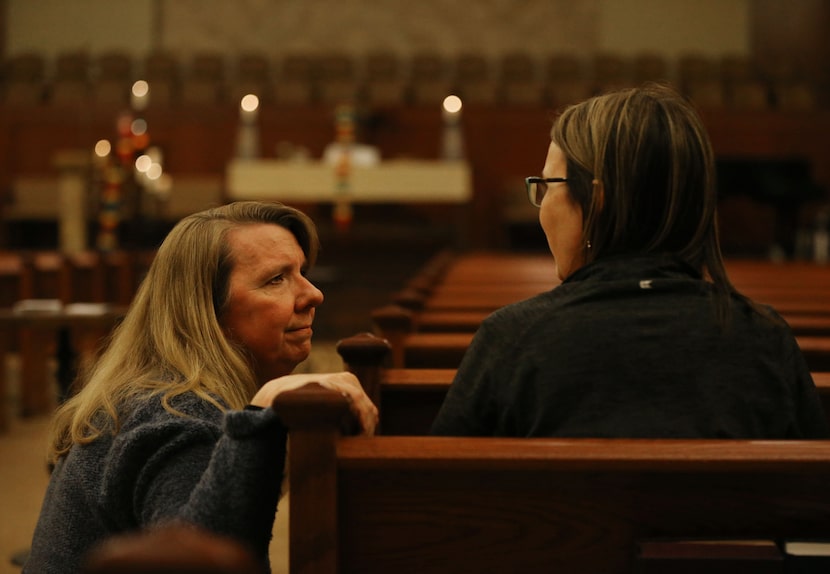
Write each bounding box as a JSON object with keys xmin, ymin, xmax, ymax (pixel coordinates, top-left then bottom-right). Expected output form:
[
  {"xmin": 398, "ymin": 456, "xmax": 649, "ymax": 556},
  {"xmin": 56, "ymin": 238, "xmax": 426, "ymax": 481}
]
[
  {"xmin": 236, "ymin": 94, "xmax": 261, "ymax": 159},
  {"xmin": 240, "ymin": 93, "xmax": 260, "ymax": 123},
  {"xmin": 131, "ymin": 80, "xmax": 150, "ymax": 111},
  {"xmin": 442, "ymin": 94, "xmax": 465, "ymax": 160},
  {"xmin": 442, "ymin": 94, "xmax": 463, "ymax": 122}
]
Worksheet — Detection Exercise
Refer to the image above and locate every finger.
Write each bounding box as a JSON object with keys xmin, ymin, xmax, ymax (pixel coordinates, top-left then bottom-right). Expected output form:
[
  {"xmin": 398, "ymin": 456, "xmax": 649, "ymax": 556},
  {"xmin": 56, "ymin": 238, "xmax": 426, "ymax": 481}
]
[
  {"xmin": 341, "ymin": 389, "xmax": 378, "ymax": 435},
  {"xmin": 309, "ymin": 375, "xmax": 377, "ymax": 434},
  {"xmin": 356, "ymin": 405, "xmax": 378, "ymax": 436}
]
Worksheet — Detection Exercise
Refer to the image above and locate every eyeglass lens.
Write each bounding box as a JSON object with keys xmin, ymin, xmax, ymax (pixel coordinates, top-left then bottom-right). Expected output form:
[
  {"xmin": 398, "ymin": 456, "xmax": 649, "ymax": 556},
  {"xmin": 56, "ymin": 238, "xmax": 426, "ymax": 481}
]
[{"xmin": 529, "ymin": 180, "xmax": 546, "ymax": 206}]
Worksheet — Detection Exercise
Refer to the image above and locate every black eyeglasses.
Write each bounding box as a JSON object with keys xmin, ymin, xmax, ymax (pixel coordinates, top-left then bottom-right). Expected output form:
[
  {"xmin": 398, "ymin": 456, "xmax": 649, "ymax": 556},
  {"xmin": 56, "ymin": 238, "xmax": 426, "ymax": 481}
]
[{"xmin": 525, "ymin": 176, "xmax": 569, "ymax": 207}]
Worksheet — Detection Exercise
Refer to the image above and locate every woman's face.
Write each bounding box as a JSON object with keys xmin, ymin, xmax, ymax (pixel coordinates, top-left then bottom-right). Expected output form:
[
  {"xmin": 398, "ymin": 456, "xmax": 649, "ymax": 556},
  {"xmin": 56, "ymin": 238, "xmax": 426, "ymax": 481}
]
[
  {"xmin": 221, "ymin": 223, "xmax": 324, "ymax": 383},
  {"xmin": 539, "ymin": 141, "xmax": 586, "ymax": 280}
]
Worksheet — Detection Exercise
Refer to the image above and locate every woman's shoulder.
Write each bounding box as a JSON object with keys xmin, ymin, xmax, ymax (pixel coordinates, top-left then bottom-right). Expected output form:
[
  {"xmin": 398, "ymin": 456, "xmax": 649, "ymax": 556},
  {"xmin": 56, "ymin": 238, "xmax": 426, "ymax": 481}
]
[
  {"xmin": 485, "ymin": 289, "xmax": 559, "ymax": 322},
  {"xmin": 121, "ymin": 391, "xmax": 226, "ymax": 435},
  {"xmin": 732, "ymin": 293, "xmax": 792, "ymax": 326},
  {"xmin": 99, "ymin": 393, "xmax": 225, "ymax": 470},
  {"xmin": 475, "ymin": 289, "xmax": 566, "ymax": 346},
  {"xmin": 725, "ymin": 292, "xmax": 805, "ymax": 353}
]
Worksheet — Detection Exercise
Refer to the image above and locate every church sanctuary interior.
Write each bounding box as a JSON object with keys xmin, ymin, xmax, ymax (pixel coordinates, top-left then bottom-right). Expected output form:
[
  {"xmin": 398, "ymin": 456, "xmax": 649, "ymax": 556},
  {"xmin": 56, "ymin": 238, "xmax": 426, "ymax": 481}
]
[{"xmin": 2, "ymin": 1, "xmax": 830, "ymax": 572}]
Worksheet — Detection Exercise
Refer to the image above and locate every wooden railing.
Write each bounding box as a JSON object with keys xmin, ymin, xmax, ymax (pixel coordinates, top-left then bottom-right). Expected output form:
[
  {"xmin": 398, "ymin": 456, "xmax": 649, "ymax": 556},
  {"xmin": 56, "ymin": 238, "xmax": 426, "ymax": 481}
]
[{"xmin": 273, "ymin": 382, "xmax": 830, "ymax": 574}]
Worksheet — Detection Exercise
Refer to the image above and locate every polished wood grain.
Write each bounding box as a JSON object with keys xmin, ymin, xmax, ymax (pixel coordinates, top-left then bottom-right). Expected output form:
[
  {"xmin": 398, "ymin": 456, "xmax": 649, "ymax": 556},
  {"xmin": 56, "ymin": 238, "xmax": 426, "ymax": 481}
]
[{"xmin": 273, "ymin": 383, "xmax": 830, "ymax": 574}]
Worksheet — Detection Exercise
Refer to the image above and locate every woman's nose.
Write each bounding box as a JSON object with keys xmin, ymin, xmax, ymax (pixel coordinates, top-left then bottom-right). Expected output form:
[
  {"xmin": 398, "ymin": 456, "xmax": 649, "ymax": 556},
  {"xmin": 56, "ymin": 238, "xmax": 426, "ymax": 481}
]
[{"xmin": 298, "ymin": 276, "xmax": 324, "ymax": 308}]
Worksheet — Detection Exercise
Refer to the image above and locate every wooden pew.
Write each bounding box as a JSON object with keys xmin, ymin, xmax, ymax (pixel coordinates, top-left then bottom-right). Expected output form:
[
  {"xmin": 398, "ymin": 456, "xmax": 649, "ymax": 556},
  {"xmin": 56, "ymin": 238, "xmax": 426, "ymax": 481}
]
[
  {"xmin": 338, "ymin": 333, "xmax": 830, "ymax": 436},
  {"xmin": 394, "ymin": 254, "xmax": 830, "ymax": 314},
  {"xmin": 373, "ymin": 369, "xmax": 830, "ymax": 436},
  {"xmin": 371, "ymin": 303, "xmax": 830, "ymax": 370},
  {"xmin": 800, "ymin": 336, "xmax": 830, "ymax": 371},
  {"xmin": 381, "ymin": 305, "xmax": 830, "ymax": 337},
  {"xmin": 393, "ymin": 250, "xmax": 560, "ymax": 311},
  {"xmin": 370, "ymin": 304, "xmax": 471, "ymax": 368},
  {"xmin": 408, "ymin": 250, "xmax": 558, "ymax": 290},
  {"xmin": 816, "ymin": 372, "xmax": 830, "ymax": 425},
  {"xmin": 337, "ymin": 332, "xmax": 449, "ymax": 435},
  {"xmin": 726, "ymin": 259, "xmax": 830, "ymax": 287},
  {"xmin": 397, "ymin": 287, "xmax": 830, "ymax": 314},
  {"xmin": 272, "ymin": 382, "xmax": 830, "ymax": 574},
  {"xmin": 388, "ymin": 253, "xmax": 830, "ymax": 330},
  {"xmin": 385, "ymin": 250, "xmax": 830, "ymax": 335},
  {"xmin": 0, "ymin": 306, "xmax": 126, "ymax": 419},
  {"xmin": 0, "ymin": 252, "xmax": 26, "ymax": 430},
  {"xmin": 372, "ymin": 252, "xmax": 830, "ymax": 372},
  {"xmin": 0, "ymin": 249, "xmax": 145, "ymax": 430}
]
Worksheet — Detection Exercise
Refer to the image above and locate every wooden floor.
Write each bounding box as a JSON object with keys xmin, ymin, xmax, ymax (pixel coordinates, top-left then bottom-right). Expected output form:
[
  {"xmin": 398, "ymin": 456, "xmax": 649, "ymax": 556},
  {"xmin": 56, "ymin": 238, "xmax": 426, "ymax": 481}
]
[{"xmin": 0, "ymin": 382, "xmax": 50, "ymax": 574}]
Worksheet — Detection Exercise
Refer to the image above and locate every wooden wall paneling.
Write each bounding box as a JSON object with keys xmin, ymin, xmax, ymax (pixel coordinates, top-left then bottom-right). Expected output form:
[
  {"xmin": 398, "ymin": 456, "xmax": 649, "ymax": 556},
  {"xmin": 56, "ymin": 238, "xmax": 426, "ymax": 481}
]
[
  {"xmin": 2, "ymin": 102, "xmax": 830, "ymax": 251},
  {"xmin": 751, "ymin": 0, "xmax": 830, "ymax": 107},
  {"xmin": 461, "ymin": 106, "xmax": 554, "ymax": 247},
  {"xmin": 144, "ymin": 107, "xmax": 236, "ymax": 175}
]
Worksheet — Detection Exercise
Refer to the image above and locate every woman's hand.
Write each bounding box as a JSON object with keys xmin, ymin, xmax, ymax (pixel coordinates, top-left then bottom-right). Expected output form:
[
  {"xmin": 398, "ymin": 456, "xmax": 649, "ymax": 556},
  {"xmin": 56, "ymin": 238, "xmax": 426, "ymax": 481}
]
[{"xmin": 250, "ymin": 372, "xmax": 379, "ymax": 435}]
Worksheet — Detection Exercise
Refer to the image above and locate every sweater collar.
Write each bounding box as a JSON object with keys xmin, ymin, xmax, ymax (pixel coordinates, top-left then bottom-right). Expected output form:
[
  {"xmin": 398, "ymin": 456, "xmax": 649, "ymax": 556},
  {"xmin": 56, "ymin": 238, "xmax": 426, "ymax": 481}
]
[{"xmin": 562, "ymin": 254, "xmax": 702, "ymax": 285}]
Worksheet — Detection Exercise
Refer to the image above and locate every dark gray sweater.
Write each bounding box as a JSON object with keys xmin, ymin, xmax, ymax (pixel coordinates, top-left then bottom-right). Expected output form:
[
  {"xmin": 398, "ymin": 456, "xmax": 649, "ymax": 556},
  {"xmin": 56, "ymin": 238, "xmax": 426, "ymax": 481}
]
[
  {"xmin": 431, "ymin": 254, "xmax": 830, "ymax": 439},
  {"xmin": 25, "ymin": 393, "xmax": 287, "ymax": 574}
]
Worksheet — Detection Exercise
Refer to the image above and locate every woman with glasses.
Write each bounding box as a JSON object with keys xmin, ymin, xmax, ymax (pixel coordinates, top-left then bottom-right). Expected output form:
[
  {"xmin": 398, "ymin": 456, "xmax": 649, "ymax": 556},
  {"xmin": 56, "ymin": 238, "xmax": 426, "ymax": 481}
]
[{"xmin": 431, "ymin": 83, "xmax": 828, "ymax": 439}]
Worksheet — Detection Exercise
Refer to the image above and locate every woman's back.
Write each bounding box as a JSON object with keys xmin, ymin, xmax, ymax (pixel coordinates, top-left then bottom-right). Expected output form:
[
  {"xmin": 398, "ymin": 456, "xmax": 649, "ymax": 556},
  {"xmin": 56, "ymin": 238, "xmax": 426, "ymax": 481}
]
[{"xmin": 431, "ymin": 255, "xmax": 829, "ymax": 439}]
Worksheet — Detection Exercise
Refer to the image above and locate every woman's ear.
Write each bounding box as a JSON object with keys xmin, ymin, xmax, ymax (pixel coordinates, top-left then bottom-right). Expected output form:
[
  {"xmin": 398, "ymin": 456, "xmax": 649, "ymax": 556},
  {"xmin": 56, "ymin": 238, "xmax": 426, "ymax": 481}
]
[{"xmin": 592, "ymin": 179, "xmax": 605, "ymax": 212}]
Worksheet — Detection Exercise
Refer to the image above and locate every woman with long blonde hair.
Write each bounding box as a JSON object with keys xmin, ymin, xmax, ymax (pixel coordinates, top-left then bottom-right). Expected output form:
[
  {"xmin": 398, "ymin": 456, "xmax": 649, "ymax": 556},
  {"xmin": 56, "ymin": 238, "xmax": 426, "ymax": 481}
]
[{"xmin": 26, "ymin": 201, "xmax": 377, "ymax": 573}]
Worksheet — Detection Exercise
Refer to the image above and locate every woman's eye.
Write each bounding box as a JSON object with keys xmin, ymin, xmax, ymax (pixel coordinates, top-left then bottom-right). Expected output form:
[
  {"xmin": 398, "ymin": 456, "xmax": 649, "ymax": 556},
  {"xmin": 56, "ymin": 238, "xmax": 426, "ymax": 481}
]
[{"xmin": 268, "ymin": 274, "xmax": 285, "ymax": 285}]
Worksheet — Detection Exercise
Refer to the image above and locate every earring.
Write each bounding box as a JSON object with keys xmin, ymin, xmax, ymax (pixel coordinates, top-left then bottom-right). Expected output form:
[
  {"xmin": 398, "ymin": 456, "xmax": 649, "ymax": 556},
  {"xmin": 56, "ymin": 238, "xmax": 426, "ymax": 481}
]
[{"xmin": 586, "ymin": 241, "xmax": 592, "ymax": 249}]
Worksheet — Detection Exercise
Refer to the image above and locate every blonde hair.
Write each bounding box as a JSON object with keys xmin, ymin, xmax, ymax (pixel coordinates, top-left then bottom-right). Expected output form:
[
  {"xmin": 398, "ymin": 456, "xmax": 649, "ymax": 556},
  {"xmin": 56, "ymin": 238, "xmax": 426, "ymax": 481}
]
[
  {"xmin": 551, "ymin": 83, "xmax": 735, "ymax": 311},
  {"xmin": 48, "ymin": 201, "xmax": 319, "ymax": 463}
]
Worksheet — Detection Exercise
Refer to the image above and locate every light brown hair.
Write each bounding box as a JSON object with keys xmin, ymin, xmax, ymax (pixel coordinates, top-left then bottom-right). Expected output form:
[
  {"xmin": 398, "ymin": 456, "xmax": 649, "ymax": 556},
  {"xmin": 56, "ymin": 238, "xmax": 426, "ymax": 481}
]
[{"xmin": 551, "ymin": 83, "xmax": 735, "ymax": 304}]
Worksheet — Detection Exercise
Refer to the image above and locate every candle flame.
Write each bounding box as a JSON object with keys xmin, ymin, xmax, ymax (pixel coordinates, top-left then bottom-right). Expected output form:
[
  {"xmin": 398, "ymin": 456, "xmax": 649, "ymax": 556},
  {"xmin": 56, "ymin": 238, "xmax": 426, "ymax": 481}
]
[
  {"xmin": 132, "ymin": 80, "xmax": 149, "ymax": 98},
  {"xmin": 241, "ymin": 94, "xmax": 260, "ymax": 112},
  {"xmin": 94, "ymin": 139, "xmax": 111, "ymax": 157},
  {"xmin": 443, "ymin": 95, "xmax": 463, "ymax": 114}
]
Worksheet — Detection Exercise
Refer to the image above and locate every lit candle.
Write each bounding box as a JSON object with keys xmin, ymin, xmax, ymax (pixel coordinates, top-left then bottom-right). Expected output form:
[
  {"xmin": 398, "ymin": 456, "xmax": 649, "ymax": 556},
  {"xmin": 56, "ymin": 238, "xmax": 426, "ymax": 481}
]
[
  {"xmin": 441, "ymin": 94, "xmax": 464, "ymax": 160},
  {"xmin": 236, "ymin": 94, "xmax": 261, "ymax": 159},
  {"xmin": 93, "ymin": 139, "xmax": 111, "ymax": 167},
  {"xmin": 442, "ymin": 94, "xmax": 463, "ymax": 123},
  {"xmin": 131, "ymin": 80, "xmax": 150, "ymax": 111},
  {"xmin": 240, "ymin": 93, "xmax": 260, "ymax": 124}
]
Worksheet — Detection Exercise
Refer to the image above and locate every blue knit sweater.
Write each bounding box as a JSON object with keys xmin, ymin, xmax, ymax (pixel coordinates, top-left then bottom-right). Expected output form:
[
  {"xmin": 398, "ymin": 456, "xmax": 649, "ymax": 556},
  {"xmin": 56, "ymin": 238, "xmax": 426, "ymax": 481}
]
[{"xmin": 25, "ymin": 393, "xmax": 287, "ymax": 573}]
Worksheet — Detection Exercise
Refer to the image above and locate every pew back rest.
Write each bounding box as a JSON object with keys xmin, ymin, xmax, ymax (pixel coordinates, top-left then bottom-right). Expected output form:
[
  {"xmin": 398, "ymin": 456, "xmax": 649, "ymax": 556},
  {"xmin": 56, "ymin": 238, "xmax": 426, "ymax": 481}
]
[
  {"xmin": 380, "ymin": 367, "xmax": 830, "ymax": 435},
  {"xmin": 337, "ymin": 334, "xmax": 830, "ymax": 434},
  {"xmin": 274, "ymin": 384, "xmax": 830, "ymax": 574}
]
